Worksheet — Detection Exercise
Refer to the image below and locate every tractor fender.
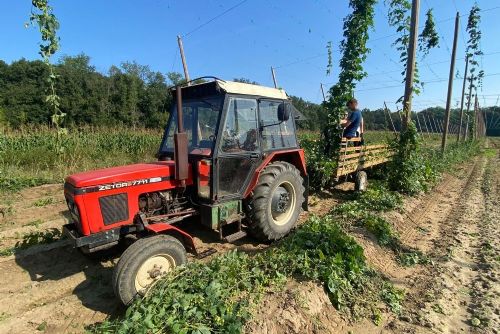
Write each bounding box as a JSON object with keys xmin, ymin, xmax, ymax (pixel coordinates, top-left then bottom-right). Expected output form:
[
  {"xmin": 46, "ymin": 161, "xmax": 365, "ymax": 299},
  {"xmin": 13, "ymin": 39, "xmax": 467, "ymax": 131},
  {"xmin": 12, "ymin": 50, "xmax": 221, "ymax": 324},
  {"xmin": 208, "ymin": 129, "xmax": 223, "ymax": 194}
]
[
  {"xmin": 144, "ymin": 223, "xmax": 197, "ymax": 255},
  {"xmin": 243, "ymin": 149, "xmax": 307, "ymax": 199}
]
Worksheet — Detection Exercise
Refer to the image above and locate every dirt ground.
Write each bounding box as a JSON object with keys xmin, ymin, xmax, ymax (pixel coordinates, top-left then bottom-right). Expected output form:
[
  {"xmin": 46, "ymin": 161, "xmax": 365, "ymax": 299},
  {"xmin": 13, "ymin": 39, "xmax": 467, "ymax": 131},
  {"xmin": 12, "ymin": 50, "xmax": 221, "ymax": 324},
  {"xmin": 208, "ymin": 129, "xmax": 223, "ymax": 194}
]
[{"xmin": 0, "ymin": 139, "xmax": 498, "ymax": 334}]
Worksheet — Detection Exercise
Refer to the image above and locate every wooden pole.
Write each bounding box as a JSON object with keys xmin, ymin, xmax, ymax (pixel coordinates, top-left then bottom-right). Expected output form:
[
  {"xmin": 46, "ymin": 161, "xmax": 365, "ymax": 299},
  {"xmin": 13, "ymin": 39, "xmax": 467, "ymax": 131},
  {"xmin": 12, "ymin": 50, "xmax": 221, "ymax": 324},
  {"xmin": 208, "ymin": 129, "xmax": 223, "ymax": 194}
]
[
  {"xmin": 177, "ymin": 35, "xmax": 191, "ymax": 84},
  {"xmin": 423, "ymin": 113, "xmax": 431, "ymax": 135},
  {"xmin": 416, "ymin": 113, "xmax": 428, "ymax": 138},
  {"xmin": 457, "ymin": 55, "xmax": 469, "ymax": 142},
  {"xmin": 402, "ymin": 0, "xmax": 420, "ymax": 129},
  {"xmin": 320, "ymin": 83, "xmax": 326, "ymax": 101},
  {"xmin": 441, "ymin": 13, "xmax": 459, "ymax": 153},
  {"xmin": 271, "ymin": 67, "xmax": 278, "ymax": 88},
  {"xmin": 384, "ymin": 102, "xmax": 397, "ymax": 134},
  {"xmin": 474, "ymin": 94, "xmax": 479, "ymax": 139}
]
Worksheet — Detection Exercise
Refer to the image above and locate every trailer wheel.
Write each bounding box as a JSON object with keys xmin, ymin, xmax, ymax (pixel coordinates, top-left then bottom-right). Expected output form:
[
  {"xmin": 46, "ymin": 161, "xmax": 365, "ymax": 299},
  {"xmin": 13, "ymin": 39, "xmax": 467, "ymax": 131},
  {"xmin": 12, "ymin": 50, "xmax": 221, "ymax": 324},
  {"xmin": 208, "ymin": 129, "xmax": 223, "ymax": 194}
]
[
  {"xmin": 112, "ymin": 235, "xmax": 186, "ymax": 305},
  {"xmin": 355, "ymin": 171, "xmax": 368, "ymax": 192},
  {"xmin": 246, "ymin": 161, "xmax": 304, "ymax": 241}
]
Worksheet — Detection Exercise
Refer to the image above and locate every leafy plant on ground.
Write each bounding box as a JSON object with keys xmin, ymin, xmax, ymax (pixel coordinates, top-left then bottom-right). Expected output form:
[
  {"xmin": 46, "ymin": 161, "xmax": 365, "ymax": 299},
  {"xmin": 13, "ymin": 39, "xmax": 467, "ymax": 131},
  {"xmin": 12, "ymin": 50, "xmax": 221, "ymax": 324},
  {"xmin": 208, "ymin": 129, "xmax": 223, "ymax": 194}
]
[
  {"xmin": 380, "ymin": 282, "xmax": 405, "ymax": 315},
  {"xmin": 33, "ymin": 197, "xmax": 54, "ymax": 207},
  {"xmin": 387, "ymin": 121, "xmax": 428, "ymax": 194},
  {"xmin": 92, "ymin": 214, "xmax": 396, "ymax": 334}
]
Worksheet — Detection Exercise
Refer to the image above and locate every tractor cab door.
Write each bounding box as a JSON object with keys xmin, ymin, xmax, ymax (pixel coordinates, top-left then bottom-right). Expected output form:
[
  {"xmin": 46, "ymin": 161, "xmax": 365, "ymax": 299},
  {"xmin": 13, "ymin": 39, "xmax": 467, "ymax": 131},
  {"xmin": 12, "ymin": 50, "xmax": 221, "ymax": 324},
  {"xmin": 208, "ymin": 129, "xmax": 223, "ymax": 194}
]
[{"xmin": 215, "ymin": 97, "xmax": 261, "ymax": 200}]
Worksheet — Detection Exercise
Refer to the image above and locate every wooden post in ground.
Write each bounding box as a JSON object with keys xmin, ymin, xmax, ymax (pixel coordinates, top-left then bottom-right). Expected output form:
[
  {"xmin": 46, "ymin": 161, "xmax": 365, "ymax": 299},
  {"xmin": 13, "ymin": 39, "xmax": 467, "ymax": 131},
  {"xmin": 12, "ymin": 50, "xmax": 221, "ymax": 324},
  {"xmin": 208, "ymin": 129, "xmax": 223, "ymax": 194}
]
[
  {"xmin": 402, "ymin": 0, "xmax": 420, "ymax": 129},
  {"xmin": 457, "ymin": 56, "xmax": 469, "ymax": 142},
  {"xmin": 177, "ymin": 35, "xmax": 191, "ymax": 84},
  {"xmin": 384, "ymin": 102, "xmax": 397, "ymax": 134},
  {"xmin": 441, "ymin": 13, "xmax": 459, "ymax": 153}
]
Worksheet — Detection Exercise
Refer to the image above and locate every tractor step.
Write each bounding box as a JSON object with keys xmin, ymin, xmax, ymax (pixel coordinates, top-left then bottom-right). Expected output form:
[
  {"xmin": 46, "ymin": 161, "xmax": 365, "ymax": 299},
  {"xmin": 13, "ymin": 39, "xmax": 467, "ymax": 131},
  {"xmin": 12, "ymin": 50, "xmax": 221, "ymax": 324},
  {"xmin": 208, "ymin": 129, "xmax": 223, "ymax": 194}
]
[
  {"xmin": 197, "ymin": 248, "xmax": 217, "ymax": 259},
  {"xmin": 223, "ymin": 230, "xmax": 247, "ymax": 243}
]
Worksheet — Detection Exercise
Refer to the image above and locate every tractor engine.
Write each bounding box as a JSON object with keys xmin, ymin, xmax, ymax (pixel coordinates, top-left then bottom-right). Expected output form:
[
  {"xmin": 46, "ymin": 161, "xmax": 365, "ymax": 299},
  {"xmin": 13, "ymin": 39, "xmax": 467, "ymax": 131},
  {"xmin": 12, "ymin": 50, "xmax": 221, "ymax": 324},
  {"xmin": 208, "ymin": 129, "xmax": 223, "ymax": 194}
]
[{"xmin": 138, "ymin": 191, "xmax": 188, "ymax": 217}]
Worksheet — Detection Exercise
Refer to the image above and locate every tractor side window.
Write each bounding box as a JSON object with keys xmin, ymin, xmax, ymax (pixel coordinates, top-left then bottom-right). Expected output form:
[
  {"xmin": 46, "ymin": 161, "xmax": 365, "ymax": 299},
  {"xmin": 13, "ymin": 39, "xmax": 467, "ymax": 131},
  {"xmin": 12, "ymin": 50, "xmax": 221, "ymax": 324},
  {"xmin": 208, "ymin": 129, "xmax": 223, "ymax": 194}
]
[
  {"xmin": 221, "ymin": 98, "xmax": 259, "ymax": 153},
  {"xmin": 258, "ymin": 100, "xmax": 297, "ymax": 150}
]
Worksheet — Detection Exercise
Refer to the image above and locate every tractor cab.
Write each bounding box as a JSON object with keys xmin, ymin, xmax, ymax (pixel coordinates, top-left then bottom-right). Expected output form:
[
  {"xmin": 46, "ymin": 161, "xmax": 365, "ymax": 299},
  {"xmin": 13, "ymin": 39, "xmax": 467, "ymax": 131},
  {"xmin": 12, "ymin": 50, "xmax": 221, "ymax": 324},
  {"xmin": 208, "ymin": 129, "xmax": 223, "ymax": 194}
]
[{"xmin": 158, "ymin": 79, "xmax": 300, "ymax": 206}]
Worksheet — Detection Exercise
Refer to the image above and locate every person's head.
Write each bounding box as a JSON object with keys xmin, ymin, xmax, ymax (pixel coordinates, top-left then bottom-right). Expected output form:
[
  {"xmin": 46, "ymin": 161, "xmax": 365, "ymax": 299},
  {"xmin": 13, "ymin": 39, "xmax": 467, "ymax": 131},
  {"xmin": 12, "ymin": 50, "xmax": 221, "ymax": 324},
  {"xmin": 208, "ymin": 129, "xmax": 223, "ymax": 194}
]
[{"xmin": 346, "ymin": 98, "xmax": 358, "ymax": 111}]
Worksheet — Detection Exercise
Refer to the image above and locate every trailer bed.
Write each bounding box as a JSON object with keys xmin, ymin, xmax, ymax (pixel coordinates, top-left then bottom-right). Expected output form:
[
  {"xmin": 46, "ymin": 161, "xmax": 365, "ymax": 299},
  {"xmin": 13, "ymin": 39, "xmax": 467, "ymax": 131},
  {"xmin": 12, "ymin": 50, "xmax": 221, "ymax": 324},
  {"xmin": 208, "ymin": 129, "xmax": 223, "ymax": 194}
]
[{"xmin": 336, "ymin": 138, "xmax": 393, "ymax": 178}]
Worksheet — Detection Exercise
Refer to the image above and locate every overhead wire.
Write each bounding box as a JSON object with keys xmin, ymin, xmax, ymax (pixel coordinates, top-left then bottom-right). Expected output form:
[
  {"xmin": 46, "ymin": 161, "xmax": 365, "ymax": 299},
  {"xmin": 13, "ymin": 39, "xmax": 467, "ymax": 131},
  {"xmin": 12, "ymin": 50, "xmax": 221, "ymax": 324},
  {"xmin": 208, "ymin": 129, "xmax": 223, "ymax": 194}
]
[{"xmin": 182, "ymin": 0, "xmax": 249, "ymax": 38}]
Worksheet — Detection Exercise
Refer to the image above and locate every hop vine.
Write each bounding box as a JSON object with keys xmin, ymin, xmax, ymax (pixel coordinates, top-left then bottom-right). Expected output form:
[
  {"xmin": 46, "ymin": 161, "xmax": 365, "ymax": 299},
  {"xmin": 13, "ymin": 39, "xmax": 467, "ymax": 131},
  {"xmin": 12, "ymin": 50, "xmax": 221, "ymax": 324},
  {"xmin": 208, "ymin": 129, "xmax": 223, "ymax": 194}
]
[
  {"xmin": 27, "ymin": 0, "xmax": 65, "ymax": 135},
  {"xmin": 465, "ymin": 4, "xmax": 483, "ymax": 91},
  {"xmin": 465, "ymin": 3, "xmax": 483, "ymax": 139},
  {"xmin": 419, "ymin": 9, "xmax": 439, "ymax": 56},
  {"xmin": 386, "ymin": 0, "xmax": 440, "ymax": 103},
  {"xmin": 323, "ymin": 0, "xmax": 377, "ymax": 156},
  {"xmin": 326, "ymin": 41, "xmax": 333, "ymax": 76}
]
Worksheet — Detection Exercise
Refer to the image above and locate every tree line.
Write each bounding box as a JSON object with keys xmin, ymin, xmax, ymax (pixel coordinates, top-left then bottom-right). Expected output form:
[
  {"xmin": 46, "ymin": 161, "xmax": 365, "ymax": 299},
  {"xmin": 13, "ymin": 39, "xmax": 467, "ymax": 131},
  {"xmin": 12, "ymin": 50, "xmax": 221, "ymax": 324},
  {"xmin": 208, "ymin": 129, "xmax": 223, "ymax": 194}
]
[{"xmin": 0, "ymin": 54, "xmax": 498, "ymax": 134}]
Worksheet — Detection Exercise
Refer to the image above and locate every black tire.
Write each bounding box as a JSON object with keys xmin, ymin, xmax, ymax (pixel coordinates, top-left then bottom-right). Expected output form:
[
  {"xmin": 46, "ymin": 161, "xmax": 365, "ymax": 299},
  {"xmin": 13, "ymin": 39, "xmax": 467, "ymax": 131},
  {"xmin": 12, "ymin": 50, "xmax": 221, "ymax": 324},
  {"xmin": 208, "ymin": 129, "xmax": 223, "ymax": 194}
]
[
  {"xmin": 112, "ymin": 235, "xmax": 187, "ymax": 305},
  {"xmin": 355, "ymin": 171, "xmax": 368, "ymax": 192},
  {"xmin": 246, "ymin": 161, "xmax": 305, "ymax": 241}
]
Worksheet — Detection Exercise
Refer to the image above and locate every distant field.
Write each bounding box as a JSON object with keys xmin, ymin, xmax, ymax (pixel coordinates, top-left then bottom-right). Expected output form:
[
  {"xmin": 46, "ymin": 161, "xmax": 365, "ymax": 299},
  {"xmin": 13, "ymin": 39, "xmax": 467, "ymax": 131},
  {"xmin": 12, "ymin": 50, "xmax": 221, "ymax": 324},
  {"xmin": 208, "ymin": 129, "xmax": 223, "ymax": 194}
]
[{"xmin": 0, "ymin": 127, "xmax": 443, "ymax": 191}]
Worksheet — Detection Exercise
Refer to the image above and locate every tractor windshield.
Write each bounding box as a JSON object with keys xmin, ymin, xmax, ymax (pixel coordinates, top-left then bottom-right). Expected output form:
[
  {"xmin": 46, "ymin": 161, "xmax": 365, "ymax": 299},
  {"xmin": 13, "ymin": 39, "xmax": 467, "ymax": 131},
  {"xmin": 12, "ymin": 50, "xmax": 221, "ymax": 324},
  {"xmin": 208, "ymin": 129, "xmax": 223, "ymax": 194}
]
[{"xmin": 161, "ymin": 97, "xmax": 223, "ymax": 154}]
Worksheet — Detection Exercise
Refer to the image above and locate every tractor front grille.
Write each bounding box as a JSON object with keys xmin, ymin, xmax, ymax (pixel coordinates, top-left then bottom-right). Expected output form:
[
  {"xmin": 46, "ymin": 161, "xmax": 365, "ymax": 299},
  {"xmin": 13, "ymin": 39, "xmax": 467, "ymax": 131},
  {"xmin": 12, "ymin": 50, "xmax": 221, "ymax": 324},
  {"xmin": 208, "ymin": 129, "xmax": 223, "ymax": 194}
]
[{"xmin": 99, "ymin": 193, "xmax": 129, "ymax": 226}]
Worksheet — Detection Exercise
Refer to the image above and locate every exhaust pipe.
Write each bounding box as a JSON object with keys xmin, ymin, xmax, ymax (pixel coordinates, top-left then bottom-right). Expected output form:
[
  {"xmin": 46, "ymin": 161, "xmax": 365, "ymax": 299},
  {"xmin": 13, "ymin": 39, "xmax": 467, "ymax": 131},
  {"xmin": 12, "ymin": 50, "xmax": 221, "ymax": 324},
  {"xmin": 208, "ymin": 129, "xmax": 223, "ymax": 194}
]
[{"xmin": 174, "ymin": 86, "xmax": 189, "ymax": 187}]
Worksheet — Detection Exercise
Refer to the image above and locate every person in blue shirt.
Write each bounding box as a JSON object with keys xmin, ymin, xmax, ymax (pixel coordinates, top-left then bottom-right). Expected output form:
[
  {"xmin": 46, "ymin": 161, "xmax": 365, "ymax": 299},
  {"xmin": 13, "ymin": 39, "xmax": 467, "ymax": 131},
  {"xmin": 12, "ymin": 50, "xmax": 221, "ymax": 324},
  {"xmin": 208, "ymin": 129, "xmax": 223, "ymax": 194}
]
[{"xmin": 341, "ymin": 98, "xmax": 364, "ymax": 141}]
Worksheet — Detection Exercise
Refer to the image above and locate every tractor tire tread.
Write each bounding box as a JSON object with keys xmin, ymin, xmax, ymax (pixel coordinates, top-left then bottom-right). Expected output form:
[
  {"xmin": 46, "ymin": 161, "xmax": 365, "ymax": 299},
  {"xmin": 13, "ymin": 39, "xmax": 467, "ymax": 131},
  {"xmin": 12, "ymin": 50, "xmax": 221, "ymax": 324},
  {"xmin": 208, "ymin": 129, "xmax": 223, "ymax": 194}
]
[
  {"xmin": 112, "ymin": 234, "xmax": 186, "ymax": 305},
  {"xmin": 246, "ymin": 161, "xmax": 305, "ymax": 241}
]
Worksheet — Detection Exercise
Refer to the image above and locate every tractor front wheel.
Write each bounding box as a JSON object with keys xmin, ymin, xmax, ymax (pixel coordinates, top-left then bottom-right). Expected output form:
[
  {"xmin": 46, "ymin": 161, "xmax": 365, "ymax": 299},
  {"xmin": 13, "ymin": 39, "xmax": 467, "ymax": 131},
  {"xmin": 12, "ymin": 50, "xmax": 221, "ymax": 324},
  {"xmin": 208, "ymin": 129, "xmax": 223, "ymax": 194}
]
[
  {"xmin": 112, "ymin": 235, "xmax": 186, "ymax": 305},
  {"xmin": 246, "ymin": 161, "xmax": 305, "ymax": 241}
]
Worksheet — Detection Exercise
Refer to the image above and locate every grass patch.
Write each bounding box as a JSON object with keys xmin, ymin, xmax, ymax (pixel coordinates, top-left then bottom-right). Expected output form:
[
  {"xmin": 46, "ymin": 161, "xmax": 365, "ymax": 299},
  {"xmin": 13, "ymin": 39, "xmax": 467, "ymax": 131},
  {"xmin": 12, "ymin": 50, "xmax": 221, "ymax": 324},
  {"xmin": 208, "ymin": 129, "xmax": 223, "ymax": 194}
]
[
  {"xmin": 23, "ymin": 219, "xmax": 44, "ymax": 228},
  {"xmin": 32, "ymin": 197, "xmax": 54, "ymax": 207},
  {"xmin": 0, "ymin": 228, "xmax": 62, "ymax": 257}
]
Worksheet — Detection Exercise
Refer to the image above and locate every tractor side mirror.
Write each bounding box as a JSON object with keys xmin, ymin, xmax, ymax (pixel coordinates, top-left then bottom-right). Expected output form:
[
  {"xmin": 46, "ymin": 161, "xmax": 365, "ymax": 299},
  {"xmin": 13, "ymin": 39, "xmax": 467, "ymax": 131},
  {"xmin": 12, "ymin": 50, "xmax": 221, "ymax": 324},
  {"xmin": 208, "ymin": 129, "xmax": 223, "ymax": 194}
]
[{"xmin": 277, "ymin": 102, "xmax": 292, "ymax": 122}]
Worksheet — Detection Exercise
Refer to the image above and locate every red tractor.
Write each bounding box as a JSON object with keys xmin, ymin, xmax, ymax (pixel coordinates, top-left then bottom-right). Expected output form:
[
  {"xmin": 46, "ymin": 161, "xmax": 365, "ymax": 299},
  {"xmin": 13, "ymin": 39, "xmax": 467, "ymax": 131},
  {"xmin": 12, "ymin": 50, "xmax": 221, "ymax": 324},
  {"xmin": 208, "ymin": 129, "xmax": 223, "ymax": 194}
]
[{"xmin": 63, "ymin": 78, "xmax": 308, "ymax": 304}]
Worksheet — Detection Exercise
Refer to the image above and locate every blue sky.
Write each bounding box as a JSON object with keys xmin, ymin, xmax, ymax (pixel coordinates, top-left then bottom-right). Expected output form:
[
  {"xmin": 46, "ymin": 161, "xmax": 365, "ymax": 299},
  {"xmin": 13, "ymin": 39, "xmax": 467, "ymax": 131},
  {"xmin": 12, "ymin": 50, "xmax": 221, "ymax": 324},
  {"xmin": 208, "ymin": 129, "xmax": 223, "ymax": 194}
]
[{"xmin": 1, "ymin": 0, "xmax": 499, "ymax": 111}]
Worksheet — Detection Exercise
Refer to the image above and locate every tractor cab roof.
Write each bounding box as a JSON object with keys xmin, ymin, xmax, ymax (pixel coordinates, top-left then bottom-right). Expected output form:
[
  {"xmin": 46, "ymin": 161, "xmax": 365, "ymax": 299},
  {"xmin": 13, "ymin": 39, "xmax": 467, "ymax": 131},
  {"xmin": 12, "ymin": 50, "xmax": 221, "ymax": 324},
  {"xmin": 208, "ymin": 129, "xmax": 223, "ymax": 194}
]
[{"xmin": 174, "ymin": 78, "xmax": 289, "ymax": 100}]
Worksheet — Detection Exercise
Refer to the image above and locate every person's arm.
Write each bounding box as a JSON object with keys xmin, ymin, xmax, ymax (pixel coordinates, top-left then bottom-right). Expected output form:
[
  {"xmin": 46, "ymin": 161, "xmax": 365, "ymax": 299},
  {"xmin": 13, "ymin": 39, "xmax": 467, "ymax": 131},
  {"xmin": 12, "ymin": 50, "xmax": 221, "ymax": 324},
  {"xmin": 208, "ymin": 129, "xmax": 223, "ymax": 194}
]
[
  {"xmin": 361, "ymin": 118, "xmax": 364, "ymax": 134},
  {"xmin": 341, "ymin": 112, "xmax": 353, "ymax": 127}
]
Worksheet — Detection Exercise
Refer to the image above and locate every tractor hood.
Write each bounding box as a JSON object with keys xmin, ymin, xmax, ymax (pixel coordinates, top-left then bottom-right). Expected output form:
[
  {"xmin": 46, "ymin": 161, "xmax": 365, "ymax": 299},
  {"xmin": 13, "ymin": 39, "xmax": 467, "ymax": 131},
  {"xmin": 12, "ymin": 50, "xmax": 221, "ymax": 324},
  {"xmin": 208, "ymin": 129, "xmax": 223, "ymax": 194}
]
[{"xmin": 65, "ymin": 161, "xmax": 177, "ymax": 188}]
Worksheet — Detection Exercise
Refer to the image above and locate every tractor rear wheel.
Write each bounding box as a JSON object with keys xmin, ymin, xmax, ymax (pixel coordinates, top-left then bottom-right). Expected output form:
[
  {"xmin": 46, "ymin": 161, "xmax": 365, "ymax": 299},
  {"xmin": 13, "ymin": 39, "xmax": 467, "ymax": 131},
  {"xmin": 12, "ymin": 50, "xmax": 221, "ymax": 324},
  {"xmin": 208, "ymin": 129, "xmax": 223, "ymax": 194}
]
[
  {"xmin": 246, "ymin": 161, "xmax": 304, "ymax": 241},
  {"xmin": 112, "ymin": 235, "xmax": 186, "ymax": 305}
]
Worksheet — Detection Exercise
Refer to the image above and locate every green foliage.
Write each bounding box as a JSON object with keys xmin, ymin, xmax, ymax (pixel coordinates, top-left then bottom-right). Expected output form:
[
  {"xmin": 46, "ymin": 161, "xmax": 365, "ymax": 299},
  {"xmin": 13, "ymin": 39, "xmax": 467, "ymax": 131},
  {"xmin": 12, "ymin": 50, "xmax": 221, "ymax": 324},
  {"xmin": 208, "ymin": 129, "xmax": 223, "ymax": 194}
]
[
  {"xmin": 386, "ymin": 0, "xmax": 439, "ymax": 102},
  {"xmin": 299, "ymin": 133, "xmax": 337, "ymax": 190},
  {"xmin": 331, "ymin": 183, "xmax": 401, "ymax": 247},
  {"xmin": 465, "ymin": 4, "xmax": 483, "ymax": 137},
  {"xmin": 0, "ymin": 57, "xmax": 180, "ymax": 128},
  {"xmin": 419, "ymin": 9, "xmax": 439, "ymax": 55},
  {"xmin": 32, "ymin": 197, "xmax": 54, "ymax": 207},
  {"xmin": 0, "ymin": 228, "xmax": 61, "ymax": 257},
  {"xmin": 93, "ymin": 215, "xmax": 379, "ymax": 333},
  {"xmin": 0, "ymin": 126, "xmax": 161, "ymax": 191},
  {"xmin": 326, "ymin": 41, "xmax": 333, "ymax": 76},
  {"xmin": 397, "ymin": 249, "xmax": 431, "ymax": 267},
  {"xmin": 387, "ymin": 122, "xmax": 428, "ymax": 194},
  {"xmin": 380, "ymin": 283, "xmax": 405, "ymax": 315},
  {"xmin": 28, "ymin": 0, "xmax": 64, "ymax": 133},
  {"xmin": 323, "ymin": 0, "xmax": 377, "ymax": 157}
]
